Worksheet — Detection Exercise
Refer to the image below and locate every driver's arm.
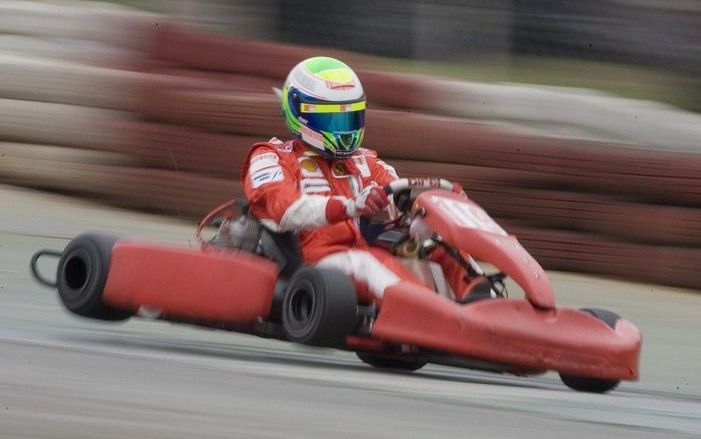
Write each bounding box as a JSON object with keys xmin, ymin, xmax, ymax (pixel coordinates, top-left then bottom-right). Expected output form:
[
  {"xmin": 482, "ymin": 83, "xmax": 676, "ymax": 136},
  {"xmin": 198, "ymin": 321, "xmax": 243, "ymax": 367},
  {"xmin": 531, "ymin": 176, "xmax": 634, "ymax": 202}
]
[
  {"xmin": 243, "ymin": 146, "xmax": 387, "ymax": 232},
  {"xmin": 244, "ymin": 146, "xmax": 328, "ymax": 232},
  {"xmin": 367, "ymin": 155, "xmax": 400, "ymax": 187}
]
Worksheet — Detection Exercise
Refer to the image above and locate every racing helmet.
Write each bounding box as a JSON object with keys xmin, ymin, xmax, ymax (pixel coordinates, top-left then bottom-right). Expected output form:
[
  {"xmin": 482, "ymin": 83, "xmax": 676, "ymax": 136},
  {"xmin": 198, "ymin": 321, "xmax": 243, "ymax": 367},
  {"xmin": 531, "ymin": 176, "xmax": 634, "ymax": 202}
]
[{"xmin": 281, "ymin": 56, "xmax": 366, "ymax": 159}]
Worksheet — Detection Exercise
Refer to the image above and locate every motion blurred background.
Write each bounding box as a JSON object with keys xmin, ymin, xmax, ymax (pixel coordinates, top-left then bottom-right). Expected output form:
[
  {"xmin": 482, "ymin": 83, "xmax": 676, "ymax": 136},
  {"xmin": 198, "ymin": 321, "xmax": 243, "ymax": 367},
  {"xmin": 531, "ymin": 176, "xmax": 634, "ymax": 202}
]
[{"xmin": 1, "ymin": 0, "xmax": 700, "ymax": 289}]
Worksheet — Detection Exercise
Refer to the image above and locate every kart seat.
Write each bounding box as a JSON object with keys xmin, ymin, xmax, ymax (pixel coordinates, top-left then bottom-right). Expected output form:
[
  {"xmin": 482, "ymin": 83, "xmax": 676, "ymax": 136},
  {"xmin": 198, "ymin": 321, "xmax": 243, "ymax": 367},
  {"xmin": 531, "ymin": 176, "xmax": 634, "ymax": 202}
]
[
  {"xmin": 259, "ymin": 228, "xmax": 303, "ymax": 279},
  {"xmin": 257, "ymin": 228, "xmax": 303, "ymax": 324},
  {"xmin": 232, "ymin": 199, "xmax": 301, "ymax": 279}
]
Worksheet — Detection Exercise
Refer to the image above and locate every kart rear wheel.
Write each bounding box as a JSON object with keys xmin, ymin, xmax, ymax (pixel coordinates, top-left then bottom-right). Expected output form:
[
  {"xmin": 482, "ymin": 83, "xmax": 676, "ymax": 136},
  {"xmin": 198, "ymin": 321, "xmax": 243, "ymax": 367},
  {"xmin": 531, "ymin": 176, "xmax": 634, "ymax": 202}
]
[
  {"xmin": 281, "ymin": 267, "xmax": 357, "ymax": 348},
  {"xmin": 56, "ymin": 233, "xmax": 132, "ymax": 321},
  {"xmin": 559, "ymin": 308, "xmax": 621, "ymax": 393},
  {"xmin": 356, "ymin": 351, "xmax": 427, "ymax": 372}
]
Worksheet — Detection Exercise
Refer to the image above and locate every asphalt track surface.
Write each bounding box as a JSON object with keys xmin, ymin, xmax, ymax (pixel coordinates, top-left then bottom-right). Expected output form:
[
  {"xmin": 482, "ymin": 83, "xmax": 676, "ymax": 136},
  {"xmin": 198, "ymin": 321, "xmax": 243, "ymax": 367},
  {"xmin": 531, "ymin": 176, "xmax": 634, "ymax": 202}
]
[{"xmin": 1, "ymin": 185, "xmax": 700, "ymax": 438}]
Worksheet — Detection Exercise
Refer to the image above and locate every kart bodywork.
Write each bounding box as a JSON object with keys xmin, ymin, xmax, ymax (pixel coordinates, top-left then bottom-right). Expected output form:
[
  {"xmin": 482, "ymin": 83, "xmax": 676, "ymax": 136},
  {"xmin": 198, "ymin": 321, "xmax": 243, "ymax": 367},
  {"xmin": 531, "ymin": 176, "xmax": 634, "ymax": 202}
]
[{"xmin": 31, "ymin": 179, "xmax": 641, "ymax": 392}]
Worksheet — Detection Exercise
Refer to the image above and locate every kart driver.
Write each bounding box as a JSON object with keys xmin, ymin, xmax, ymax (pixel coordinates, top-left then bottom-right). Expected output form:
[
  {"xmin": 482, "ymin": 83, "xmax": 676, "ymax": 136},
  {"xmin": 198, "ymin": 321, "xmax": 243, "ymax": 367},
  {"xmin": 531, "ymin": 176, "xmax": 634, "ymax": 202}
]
[{"xmin": 242, "ymin": 56, "xmax": 492, "ymax": 304}]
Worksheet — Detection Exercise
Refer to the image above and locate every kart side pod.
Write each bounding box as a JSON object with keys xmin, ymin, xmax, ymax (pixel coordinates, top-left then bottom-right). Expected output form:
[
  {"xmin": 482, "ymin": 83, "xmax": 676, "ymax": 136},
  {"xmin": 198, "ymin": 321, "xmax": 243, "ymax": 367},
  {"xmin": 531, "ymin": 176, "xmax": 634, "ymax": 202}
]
[{"xmin": 45, "ymin": 233, "xmax": 279, "ymax": 326}]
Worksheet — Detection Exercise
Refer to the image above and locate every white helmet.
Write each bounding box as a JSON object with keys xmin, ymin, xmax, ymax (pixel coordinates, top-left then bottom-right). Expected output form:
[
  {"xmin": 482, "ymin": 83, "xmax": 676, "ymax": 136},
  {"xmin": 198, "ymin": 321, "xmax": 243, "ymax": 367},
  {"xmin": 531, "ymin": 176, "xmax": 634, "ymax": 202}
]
[{"xmin": 281, "ymin": 57, "xmax": 366, "ymax": 159}]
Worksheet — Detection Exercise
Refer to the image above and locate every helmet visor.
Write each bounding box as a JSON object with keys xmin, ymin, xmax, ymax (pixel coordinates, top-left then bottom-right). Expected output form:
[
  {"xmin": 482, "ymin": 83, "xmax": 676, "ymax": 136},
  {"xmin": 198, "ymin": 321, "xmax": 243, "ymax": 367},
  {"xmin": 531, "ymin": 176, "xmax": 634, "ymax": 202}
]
[{"xmin": 300, "ymin": 101, "xmax": 365, "ymax": 133}]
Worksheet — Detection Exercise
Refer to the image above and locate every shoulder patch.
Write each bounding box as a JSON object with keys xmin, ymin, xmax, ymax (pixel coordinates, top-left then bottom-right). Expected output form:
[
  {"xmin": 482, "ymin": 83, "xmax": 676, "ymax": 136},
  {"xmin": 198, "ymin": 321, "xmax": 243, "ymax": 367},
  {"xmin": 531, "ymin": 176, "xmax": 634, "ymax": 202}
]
[
  {"xmin": 249, "ymin": 152, "xmax": 279, "ymax": 174},
  {"xmin": 250, "ymin": 166, "xmax": 284, "ymax": 188},
  {"xmin": 274, "ymin": 139, "xmax": 294, "ymax": 152}
]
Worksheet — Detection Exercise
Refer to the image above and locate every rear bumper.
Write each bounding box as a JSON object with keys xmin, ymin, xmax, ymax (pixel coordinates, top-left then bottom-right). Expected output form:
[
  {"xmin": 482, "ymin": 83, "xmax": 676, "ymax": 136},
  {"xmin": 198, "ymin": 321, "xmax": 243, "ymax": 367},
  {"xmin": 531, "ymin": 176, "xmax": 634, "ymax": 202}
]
[{"xmin": 372, "ymin": 284, "xmax": 641, "ymax": 380}]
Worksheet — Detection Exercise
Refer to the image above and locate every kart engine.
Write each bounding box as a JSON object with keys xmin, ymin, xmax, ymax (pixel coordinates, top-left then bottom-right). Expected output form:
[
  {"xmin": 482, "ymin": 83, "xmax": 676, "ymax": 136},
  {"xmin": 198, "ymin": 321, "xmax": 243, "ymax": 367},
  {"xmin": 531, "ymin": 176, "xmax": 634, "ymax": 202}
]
[{"xmin": 211, "ymin": 213, "xmax": 261, "ymax": 252}]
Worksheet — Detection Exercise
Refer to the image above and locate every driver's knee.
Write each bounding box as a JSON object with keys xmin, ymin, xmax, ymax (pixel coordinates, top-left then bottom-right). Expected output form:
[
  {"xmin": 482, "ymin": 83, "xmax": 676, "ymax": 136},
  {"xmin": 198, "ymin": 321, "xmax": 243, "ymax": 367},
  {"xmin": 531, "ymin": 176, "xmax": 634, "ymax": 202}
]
[{"xmin": 316, "ymin": 249, "xmax": 401, "ymax": 300}]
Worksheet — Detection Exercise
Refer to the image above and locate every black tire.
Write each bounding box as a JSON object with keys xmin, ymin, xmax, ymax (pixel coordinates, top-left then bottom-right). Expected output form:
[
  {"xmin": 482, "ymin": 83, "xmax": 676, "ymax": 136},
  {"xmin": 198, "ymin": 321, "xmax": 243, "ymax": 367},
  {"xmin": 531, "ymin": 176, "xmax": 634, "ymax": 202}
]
[
  {"xmin": 580, "ymin": 308, "xmax": 620, "ymax": 329},
  {"xmin": 281, "ymin": 267, "xmax": 357, "ymax": 347},
  {"xmin": 56, "ymin": 233, "xmax": 131, "ymax": 321},
  {"xmin": 559, "ymin": 308, "xmax": 621, "ymax": 393},
  {"xmin": 356, "ymin": 351, "xmax": 427, "ymax": 372}
]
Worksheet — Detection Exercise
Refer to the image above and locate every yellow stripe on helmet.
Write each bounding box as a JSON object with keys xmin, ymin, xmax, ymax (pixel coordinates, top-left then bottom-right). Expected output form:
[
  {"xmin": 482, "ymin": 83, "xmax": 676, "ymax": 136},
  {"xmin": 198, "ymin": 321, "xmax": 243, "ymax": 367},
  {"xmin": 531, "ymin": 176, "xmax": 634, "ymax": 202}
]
[{"xmin": 300, "ymin": 101, "xmax": 366, "ymax": 113}]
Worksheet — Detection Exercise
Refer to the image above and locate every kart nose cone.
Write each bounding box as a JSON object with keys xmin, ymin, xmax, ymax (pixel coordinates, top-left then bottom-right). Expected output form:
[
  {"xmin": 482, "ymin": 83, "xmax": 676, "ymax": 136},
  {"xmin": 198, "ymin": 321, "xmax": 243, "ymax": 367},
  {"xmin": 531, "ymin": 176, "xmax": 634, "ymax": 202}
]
[{"xmin": 373, "ymin": 283, "xmax": 641, "ymax": 380}]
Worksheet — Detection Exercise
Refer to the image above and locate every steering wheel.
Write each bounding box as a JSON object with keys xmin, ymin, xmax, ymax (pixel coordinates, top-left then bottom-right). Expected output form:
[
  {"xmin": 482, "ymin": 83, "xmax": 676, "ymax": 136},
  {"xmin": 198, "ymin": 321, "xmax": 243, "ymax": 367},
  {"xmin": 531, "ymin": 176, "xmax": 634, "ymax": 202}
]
[
  {"xmin": 383, "ymin": 177, "xmax": 455, "ymax": 196},
  {"xmin": 382, "ymin": 177, "xmax": 456, "ymax": 213}
]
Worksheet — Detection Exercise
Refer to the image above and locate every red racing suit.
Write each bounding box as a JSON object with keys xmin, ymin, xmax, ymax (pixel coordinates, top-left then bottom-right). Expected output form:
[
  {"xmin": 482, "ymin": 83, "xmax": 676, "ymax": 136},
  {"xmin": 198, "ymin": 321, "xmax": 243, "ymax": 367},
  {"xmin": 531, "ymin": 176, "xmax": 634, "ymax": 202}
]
[{"xmin": 242, "ymin": 138, "xmax": 425, "ymax": 302}]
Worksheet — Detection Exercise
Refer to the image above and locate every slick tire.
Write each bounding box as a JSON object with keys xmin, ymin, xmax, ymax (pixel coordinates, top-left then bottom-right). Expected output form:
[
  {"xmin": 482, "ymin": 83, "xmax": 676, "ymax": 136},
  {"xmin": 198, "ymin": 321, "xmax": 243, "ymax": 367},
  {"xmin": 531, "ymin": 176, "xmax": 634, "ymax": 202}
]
[
  {"xmin": 281, "ymin": 267, "xmax": 357, "ymax": 348},
  {"xmin": 559, "ymin": 308, "xmax": 621, "ymax": 393},
  {"xmin": 56, "ymin": 233, "xmax": 131, "ymax": 321}
]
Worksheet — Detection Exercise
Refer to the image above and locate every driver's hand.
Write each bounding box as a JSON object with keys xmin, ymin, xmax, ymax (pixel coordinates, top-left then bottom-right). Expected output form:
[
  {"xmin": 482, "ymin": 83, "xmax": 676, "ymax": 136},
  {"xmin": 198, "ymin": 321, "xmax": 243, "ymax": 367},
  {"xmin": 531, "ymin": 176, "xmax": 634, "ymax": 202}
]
[
  {"xmin": 349, "ymin": 183, "xmax": 389, "ymax": 217},
  {"xmin": 326, "ymin": 183, "xmax": 389, "ymax": 223}
]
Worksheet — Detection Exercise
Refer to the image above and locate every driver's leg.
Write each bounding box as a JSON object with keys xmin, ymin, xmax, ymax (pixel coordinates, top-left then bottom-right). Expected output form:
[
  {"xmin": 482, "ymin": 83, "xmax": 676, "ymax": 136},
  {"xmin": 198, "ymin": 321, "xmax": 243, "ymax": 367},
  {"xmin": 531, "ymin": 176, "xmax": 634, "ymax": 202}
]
[
  {"xmin": 429, "ymin": 247, "xmax": 496, "ymax": 303},
  {"xmin": 429, "ymin": 247, "xmax": 494, "ymax": 303},
  {"xmin": 315, "ymin": 248, "xmax": 429, "ymax": 303}
]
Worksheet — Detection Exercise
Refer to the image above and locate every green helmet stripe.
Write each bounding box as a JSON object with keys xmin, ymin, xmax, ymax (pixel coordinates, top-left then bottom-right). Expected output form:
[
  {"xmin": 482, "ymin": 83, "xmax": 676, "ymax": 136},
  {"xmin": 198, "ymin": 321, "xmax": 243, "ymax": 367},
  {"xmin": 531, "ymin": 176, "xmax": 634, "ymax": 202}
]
[
  {"xmin": 356, "ymin": 128, "xmax": 364, "ymax": 148},
  {"xmin": 303, "ymin": 57, "xmax": 350, "ymax": 75},
  {"xmin": 281, "ymin": 85, "xmax": 301, "ymax": 133},
  {"xmin": 319, "ymin": 130, "xmax": 338, "ymax": 152}
]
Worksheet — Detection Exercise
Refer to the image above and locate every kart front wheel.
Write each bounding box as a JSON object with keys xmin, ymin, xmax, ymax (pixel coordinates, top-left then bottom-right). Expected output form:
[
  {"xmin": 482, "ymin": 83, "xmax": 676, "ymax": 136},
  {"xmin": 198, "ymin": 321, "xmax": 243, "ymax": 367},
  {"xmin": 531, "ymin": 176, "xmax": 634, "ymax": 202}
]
[
  {"xmin": 559, "ymin": 308, "xmax": 621, "ymax": 393},
  {"xmin": 356, "ymin": 351, "xmax": 427, "ymax": 372},
  {"xmin": 281, "ymin": 267, "xmax": 357, "ymax": 348}
]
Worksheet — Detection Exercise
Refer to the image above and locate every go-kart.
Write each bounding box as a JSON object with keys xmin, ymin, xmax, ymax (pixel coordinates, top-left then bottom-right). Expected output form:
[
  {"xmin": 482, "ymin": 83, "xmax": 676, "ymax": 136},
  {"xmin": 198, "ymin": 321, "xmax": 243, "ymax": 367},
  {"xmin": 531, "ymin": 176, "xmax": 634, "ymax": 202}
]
[{"xmin": 30, "ymin": 177, "xmax": 641, "ymax": 393}]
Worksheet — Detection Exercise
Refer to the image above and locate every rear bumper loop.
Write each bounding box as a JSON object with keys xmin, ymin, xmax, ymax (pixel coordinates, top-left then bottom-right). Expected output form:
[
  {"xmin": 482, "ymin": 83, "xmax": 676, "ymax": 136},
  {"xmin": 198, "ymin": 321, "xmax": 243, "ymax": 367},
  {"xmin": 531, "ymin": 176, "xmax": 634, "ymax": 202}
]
[{"xmin": 29, "ymin": 249, "xmax": 62, "ymax": 288}]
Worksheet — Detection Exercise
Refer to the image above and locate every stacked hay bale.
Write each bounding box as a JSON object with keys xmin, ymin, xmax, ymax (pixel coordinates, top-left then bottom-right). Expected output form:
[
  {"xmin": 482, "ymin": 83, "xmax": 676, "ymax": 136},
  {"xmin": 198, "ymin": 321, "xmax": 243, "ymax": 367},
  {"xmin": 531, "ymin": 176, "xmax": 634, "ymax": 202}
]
[
  {"xmin": 0, "ymin": 2, "xmax": 239, "ymax": 216},
  {"xmin": 1, "ymin": 2, "xmax": 699, "ymax": 289}
]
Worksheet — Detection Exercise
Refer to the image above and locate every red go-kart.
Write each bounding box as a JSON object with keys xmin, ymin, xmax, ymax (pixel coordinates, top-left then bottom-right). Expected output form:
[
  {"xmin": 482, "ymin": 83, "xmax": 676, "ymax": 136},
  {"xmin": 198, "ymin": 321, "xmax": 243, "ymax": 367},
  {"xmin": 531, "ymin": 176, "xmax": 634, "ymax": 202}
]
[{"xmin": 31, "ymin": 178, "xmax": 641, "ymax": 393}]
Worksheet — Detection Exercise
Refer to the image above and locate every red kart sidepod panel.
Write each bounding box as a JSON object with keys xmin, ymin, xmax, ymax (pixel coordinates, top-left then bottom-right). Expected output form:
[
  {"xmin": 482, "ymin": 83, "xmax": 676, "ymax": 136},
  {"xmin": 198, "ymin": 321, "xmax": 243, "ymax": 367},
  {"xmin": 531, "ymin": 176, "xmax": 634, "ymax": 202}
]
[{"xmin": 102, "ymin": 241, "xmax": 279, "ymax": 324}]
